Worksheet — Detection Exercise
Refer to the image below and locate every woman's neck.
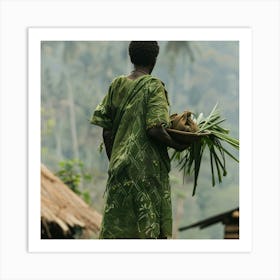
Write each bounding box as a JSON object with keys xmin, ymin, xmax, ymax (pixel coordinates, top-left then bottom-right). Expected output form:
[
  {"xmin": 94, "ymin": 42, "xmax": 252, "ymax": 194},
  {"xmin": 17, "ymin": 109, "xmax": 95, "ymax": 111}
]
[
  {"xmin": 132, "ymin": 69, "xmax": 149, "ymax": 75},
  {"xmin": 127, "ymin": 66, "xmax": 152, "ymax": 80},
  {"xmin": 133, "ymin": 66, "xmax": 151, "ymax": 75}
]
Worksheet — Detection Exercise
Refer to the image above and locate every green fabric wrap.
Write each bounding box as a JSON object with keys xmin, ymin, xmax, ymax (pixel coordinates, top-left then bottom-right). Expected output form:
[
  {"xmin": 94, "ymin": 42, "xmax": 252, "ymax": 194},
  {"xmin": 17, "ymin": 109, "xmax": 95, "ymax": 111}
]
[{"xmin": 91, "ymin": 75, "xmax": 172, "ymax": 239}]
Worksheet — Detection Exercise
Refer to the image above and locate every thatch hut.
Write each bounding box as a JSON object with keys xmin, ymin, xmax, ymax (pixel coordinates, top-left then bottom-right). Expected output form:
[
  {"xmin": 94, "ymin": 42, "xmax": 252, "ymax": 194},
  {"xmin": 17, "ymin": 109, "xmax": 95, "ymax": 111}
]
[
  {"xmin": 179, "ymin": 207, "xmax": 239, "ymax": 239},
  {"xmin": 41, "ymin": 164, "xmax": 102, "ymax": 239}
]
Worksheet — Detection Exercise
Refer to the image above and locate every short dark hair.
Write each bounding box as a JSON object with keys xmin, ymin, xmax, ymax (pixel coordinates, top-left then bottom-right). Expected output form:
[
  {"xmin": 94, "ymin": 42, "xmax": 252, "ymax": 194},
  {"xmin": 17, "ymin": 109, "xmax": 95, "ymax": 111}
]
[{"xmin": 129, "ymin": 41, "xmax": 159, "ymax": 67}]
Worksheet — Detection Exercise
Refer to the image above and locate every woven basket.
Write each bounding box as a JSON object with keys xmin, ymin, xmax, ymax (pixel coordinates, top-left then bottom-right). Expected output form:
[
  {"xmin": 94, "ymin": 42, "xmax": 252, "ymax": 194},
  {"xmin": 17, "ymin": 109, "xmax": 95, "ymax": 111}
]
[{"xmin": 166, "ymin": 128, "xmax": 210, "ymax": 144}]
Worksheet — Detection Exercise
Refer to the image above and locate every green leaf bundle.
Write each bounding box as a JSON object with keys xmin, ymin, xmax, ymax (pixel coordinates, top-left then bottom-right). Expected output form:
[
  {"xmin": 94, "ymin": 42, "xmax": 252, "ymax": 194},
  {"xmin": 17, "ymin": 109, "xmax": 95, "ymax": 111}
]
[{"xmin": 170, "ymin": 104, "xmax": 239, "ymax": 196}]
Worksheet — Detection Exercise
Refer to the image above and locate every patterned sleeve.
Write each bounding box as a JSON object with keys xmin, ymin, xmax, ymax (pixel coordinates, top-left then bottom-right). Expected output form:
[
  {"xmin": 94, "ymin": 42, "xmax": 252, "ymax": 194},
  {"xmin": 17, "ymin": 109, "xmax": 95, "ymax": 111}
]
[
  {"xmin": 146, "ymin": 79, "xmax": 170, "ymax": 130},
  {"xmin": 90, "ymin": 84, "xmax": 113, "ymax": 130}
]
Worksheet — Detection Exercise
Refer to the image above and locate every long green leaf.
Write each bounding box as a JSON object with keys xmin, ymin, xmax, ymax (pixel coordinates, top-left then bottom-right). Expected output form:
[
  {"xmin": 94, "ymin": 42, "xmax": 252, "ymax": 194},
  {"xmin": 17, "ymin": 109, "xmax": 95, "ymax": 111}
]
[
  {"xmin": 213, "ymin": 149, "xmax": 222, "ymax": 183},
  {"xmin": 198, "ymin": 103, "xmax": 219, "ymax": 132},
  {"xmin": 219, "ymin": 145, "xmax": 239, "ymax": 163},
  {"xmin": 209, "ymin": 144, "xmax": 215, "ymax": 187},
  {"xmin": 200, "ymin": 119, "xmax": 226, "ymax": 131},
  {"xmin": 212, "ymin": 132, "xmax": 239, "ymax": 148},
  {"xmin": 214, "ymin": 138, "xmax": 227, "ymax": 176}
]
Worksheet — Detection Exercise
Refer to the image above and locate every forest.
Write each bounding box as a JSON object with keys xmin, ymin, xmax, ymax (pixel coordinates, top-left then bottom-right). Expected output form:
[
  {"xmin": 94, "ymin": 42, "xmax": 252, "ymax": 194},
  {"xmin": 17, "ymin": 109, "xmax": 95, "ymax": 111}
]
[{"xmin": 41, "ymin": 41, "xmax": 239, "ymax": 239}]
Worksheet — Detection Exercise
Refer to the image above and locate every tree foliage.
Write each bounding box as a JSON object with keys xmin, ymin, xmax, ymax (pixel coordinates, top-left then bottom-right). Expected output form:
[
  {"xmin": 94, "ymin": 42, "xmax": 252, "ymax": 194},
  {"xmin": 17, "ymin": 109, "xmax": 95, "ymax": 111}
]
[{"xmin": 56, "ymin": 159, "xmax": 92, "ymax": 205}]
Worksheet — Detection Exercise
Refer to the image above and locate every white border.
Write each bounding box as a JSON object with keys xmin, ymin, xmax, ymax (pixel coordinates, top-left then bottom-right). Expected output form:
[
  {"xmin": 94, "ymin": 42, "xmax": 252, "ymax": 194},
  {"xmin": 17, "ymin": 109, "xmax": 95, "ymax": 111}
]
[
  {"xmin": 1, "ymin": 1, "xmax": 279, "ymax": 279},
  {"xmin": 28, "ymin": 27, "xmax": 252, "ymax": 253}
]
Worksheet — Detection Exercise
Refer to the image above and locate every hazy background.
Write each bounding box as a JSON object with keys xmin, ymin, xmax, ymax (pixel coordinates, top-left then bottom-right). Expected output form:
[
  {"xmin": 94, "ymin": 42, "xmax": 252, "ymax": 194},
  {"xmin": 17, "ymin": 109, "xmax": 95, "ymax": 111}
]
[{"xmin": 41, "ymin": 41, "xmax": 239, "ymax": 239}]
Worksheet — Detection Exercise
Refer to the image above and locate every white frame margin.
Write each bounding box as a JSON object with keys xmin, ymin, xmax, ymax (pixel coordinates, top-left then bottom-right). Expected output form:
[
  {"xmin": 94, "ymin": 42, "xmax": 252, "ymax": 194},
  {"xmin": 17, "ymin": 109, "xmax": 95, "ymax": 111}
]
[{"xmin": 28, "ymin": 27, "xmax": 252, "ymax": 253}]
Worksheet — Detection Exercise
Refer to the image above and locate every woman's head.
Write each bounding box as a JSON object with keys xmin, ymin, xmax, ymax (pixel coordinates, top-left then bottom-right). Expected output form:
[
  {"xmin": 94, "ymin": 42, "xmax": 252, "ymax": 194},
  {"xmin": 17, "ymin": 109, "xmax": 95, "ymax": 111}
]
[{"xmin": 129, "ymin": 41, "xmax": 159, "ymax": 69}]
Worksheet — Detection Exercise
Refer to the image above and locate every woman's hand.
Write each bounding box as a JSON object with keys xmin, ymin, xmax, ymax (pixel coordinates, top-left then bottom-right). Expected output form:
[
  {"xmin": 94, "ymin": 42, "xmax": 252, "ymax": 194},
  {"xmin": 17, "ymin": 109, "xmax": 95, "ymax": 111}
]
[
  {"xmin": 147, "ymin": 125, "xmax": 189, "ymax": 151},
  {"xmin": 172, "ymin": 141, "xmax": 189, "ymax": 151}
]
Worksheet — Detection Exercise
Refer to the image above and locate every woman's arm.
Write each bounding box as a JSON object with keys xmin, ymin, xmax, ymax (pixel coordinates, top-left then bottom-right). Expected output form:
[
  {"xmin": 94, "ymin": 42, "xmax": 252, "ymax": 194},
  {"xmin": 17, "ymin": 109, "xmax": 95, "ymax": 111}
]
[
  {"xmin": 102, "ymin": 129, "xmax": 114, "ymax": 160},
  {"xmin": 103, "ymin": 125, "xmax": 187, "ymax": 160},
  {"xmin": 147, "ymin": 126, "xmax": 189, "ymax": 151}
]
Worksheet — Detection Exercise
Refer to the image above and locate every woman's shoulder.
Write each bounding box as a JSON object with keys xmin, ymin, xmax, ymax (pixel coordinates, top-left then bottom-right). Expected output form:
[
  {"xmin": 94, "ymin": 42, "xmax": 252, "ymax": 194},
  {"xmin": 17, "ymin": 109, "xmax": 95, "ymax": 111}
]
[
  {"xmin": 146, "ymin": 76, "xmax": 169, "ymax": 104},
  {"xmin": 110, "ymin": 75, "xmax": 127, "ymax": 86},
  {"xmin": 110, "ymin": 75, "xmax": 166, "ymax": 91},
  {"xmin": 146, "ymin": 76, "xmax": 166, "ymax": 90}
]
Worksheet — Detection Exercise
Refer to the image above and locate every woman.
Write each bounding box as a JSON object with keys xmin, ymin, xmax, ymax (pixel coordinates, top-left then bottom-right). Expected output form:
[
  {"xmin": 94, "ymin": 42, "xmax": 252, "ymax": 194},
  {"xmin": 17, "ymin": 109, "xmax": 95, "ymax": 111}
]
[{"xmin": 91, "ymin": 41, "xmax": 187, "ymax": 239}]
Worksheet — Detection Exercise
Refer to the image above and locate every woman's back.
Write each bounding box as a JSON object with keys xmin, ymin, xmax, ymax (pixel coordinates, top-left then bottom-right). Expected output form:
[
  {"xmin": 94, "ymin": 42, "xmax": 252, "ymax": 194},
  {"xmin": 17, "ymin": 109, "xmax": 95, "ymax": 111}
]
[{"xmin": 101, "ymin": 75, "xmax": 171, "ymax": 178}]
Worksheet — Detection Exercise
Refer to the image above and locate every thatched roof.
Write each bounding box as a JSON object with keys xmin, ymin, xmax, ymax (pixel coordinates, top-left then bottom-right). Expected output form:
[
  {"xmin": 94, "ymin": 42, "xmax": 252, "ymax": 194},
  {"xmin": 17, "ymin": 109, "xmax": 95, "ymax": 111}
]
[
  {"xmin": 179, "ymin": 207, "xmax": 239, "ymax": 231},
  {"xmin": 41, "ymin": 164, "xmax": 102, "ymax": 238}
]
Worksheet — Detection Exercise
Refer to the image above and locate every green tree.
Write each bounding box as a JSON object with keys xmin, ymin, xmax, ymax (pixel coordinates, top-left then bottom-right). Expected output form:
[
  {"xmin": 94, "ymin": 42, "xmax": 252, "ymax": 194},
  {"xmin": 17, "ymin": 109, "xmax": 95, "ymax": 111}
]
[{"xmin": 56, "ymin": 159, "xmax": 92, "ymax": 205}]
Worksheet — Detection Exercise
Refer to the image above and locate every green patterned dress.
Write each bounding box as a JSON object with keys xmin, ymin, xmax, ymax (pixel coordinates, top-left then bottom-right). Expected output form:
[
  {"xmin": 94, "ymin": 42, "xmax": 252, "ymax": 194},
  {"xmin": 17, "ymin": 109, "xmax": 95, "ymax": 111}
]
[{"xmin": 91, "ymin": 75, "xmax": 172, "ymax": 239}]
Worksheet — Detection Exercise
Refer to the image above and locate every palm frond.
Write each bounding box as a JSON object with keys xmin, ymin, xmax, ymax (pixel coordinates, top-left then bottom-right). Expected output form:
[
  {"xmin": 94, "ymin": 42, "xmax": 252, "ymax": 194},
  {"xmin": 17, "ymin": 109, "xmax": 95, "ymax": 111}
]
[{"xmin": 170, "ymin": 104, "xmax": 239, "ymax": 196}]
